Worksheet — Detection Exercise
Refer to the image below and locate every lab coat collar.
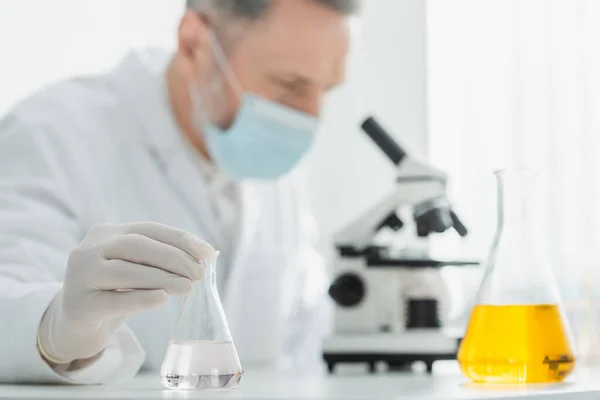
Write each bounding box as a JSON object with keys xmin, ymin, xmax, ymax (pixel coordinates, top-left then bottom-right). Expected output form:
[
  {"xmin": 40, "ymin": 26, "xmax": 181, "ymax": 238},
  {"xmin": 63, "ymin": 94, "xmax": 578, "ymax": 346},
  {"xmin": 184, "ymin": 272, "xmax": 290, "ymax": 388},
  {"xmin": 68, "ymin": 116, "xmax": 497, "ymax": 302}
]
[
  {"xmin": 111, "ymin": 49, "xmax": 223, "ymax": 186},
  {"xmin": 112, "ymin": 49, "xmax": 188, "ymax": 166}
]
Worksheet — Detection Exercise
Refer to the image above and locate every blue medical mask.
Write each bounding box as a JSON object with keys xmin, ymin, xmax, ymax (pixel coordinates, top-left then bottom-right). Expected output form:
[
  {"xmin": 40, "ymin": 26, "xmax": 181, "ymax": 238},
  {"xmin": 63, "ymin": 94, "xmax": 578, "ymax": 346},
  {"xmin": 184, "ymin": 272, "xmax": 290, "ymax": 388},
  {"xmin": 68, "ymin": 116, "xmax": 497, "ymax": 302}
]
[{"xmin": 190, "ymin": 34, "xmax": 319, "ymax": 181}]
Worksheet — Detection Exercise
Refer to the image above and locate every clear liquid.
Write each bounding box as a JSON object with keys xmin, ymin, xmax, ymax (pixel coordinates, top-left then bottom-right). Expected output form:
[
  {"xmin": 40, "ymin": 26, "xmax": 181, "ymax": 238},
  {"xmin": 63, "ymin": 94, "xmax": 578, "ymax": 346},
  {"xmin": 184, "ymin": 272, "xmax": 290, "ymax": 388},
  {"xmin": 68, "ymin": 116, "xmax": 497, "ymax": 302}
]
[
  {"xmin": 458, "ymin": 305, "xmax": 575, "ymax": 383},
  {"xmin": 161, "ymin": 341, "xmax": 243, "ymax": 390}
]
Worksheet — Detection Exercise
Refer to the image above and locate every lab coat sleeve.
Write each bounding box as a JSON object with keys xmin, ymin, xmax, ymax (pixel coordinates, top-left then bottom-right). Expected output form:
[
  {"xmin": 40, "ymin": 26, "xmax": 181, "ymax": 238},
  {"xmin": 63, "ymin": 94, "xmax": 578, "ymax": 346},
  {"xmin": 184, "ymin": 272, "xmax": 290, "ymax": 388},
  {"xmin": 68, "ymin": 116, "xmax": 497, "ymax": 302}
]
[
  {"xmin": 0, "ymin": 114, "xmax": 145, "ymax": 384},
  {"xmin": 283, "ymin": 169, "xmax": 333, "ymax": 374}
]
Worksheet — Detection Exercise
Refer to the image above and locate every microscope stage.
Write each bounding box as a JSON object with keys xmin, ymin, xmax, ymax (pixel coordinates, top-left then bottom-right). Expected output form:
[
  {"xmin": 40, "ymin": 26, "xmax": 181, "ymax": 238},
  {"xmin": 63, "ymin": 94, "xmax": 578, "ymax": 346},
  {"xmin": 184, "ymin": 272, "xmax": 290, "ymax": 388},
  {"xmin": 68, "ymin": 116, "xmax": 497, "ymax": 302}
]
[
  {"xmin": 366, "ymin": 256, "xmax": 480, "ymax": 268},
  {"xmin": 323, "ymin": 331, "xmax": 461, "ymax": 373}
]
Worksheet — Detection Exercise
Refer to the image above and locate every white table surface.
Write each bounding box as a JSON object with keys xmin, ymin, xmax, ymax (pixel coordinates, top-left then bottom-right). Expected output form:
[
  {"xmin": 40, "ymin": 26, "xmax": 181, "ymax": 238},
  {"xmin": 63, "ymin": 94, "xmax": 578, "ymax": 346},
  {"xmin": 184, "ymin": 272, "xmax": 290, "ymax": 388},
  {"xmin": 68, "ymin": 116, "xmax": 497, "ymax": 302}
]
[{"xmin": 2, "ymin": 363, "xmax": 600, "ymax": 400}]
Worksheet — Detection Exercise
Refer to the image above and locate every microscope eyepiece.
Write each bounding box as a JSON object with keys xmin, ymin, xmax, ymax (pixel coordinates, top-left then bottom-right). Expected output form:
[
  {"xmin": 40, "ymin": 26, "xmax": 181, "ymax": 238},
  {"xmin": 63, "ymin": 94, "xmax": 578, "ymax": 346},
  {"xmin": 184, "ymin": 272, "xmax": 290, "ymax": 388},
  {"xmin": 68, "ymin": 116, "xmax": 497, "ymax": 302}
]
[{"xmin": 361, "ymin": 117, "xmax": 407, "ymax": 166}]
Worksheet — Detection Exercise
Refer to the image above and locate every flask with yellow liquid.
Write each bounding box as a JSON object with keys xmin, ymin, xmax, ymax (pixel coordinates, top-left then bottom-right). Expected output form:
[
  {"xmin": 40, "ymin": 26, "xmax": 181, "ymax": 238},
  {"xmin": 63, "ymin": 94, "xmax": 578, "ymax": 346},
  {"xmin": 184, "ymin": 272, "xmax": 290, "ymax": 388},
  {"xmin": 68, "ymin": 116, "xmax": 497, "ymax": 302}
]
[{"xmin": 458, "ymin": 169, "xmax": 576, "ymax": 384}]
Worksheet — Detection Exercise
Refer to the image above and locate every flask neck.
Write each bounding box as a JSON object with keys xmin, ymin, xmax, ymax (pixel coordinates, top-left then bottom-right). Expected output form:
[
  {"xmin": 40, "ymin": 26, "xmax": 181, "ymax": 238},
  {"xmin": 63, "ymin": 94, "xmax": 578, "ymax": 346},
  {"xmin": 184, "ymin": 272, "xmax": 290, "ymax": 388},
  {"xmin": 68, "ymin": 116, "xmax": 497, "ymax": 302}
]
[
  {"xmin": 496, "ymin": 170, "xmax": 536, "ymax": 231},
  {"xmin": 202, "ymin": 259, "xmax": 218, "ymax": 291}
]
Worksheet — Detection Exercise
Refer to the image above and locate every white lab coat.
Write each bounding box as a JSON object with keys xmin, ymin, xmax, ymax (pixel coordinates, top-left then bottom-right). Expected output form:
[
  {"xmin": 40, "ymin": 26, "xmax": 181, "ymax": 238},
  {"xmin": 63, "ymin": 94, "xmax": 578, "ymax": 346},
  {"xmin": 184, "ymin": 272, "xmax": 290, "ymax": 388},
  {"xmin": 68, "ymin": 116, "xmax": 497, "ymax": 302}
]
[{"xmin": 0, "ymin": 49, "xmax": 331, "ymax": 383}]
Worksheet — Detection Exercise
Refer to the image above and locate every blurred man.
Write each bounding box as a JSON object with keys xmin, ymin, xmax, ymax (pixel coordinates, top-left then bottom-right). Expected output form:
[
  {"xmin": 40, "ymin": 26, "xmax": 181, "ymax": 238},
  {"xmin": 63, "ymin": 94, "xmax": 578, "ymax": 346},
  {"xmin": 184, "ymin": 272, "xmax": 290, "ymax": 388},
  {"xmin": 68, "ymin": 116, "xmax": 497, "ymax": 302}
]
[{"xmin": 0, "ymin": 0, "xmax": 359, "ymax": 384}]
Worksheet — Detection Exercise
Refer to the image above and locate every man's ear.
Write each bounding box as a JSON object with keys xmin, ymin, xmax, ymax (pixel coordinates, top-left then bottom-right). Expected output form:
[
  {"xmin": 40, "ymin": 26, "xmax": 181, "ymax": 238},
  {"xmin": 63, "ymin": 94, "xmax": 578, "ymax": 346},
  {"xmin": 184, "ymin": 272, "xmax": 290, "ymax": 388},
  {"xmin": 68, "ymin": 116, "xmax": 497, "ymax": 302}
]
[{"xmin": 177, "ymin": 10, "xmax": 211, "ymax": 80}]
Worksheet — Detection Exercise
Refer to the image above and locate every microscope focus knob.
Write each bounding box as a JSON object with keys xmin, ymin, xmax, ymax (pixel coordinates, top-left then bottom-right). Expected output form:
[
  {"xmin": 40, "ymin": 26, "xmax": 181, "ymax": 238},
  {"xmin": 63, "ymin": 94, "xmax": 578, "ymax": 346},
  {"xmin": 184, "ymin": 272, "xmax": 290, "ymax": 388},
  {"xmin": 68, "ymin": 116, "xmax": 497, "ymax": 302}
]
[{"xmin": 328, "ymin": 273, "xmax": 366, "ymax": 308}]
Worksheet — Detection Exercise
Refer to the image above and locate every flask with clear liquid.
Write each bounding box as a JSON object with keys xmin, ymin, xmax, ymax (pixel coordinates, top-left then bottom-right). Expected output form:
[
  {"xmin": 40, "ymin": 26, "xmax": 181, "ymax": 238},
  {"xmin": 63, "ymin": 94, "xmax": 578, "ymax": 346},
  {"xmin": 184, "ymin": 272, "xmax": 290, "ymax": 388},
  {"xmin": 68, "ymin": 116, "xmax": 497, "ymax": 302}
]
[
  {"xmin": 458, "ymin": 169, "xmax": 576, "ymax": 384},
  {"xmin": 161, "ymin": 252, "xmax": 243, "ymax": 390}
]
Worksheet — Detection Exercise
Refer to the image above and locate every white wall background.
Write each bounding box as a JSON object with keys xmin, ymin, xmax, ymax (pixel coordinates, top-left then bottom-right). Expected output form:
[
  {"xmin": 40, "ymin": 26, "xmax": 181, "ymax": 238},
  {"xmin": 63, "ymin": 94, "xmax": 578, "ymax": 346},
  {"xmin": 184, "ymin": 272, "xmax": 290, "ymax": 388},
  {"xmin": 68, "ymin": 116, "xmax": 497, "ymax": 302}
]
[
  {"xmin": 0, "ymin": 1, "xmax": 183, "ymax": 113},
  {"xmin": 0, "ymin": 0, "xmax": 428, "ymax": 265}
]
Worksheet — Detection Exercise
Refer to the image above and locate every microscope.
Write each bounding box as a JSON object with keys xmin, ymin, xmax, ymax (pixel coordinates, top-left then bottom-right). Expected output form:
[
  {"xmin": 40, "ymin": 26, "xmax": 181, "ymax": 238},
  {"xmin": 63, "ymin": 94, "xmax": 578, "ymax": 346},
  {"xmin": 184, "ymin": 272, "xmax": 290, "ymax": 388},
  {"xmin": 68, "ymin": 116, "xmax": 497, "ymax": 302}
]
[{"xmin": 323, "ymin": 117, "xmax": 478, "ymax": 373}]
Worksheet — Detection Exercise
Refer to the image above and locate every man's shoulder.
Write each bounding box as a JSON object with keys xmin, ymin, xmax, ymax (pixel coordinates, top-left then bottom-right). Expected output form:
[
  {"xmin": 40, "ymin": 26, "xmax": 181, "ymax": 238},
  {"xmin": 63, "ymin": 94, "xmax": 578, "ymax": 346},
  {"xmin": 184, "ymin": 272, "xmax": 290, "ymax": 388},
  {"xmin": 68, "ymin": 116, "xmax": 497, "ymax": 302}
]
[
  {"xmin": 4, "ymin": 47, "xmax": 172, "ymax": 138},
  {"xmin": 7, "ymin": 75, "xmax": 121, "ymax": 133},
  {"xmin": 0, "ymin": 75, "xmax": 122, "ymax": 163}
]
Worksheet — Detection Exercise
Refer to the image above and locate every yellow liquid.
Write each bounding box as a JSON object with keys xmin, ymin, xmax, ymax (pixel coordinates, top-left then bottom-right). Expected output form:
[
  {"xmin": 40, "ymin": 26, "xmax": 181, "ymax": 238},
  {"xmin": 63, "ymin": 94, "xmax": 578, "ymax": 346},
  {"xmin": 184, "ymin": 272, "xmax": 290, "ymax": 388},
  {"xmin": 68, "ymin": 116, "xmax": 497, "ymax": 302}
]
[{"xmin": 458, "ymin": 304, "xmax": 575, "ymax": 384}]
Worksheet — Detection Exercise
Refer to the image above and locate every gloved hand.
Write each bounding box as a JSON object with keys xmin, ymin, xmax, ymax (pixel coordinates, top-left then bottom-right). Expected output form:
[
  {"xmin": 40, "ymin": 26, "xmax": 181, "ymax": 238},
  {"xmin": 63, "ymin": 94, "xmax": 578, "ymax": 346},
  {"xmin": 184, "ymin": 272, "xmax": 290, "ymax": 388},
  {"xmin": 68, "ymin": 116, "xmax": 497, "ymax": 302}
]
[{"xmin": 38, "ymin": 222, "xmax": 215, "ymax": 364}]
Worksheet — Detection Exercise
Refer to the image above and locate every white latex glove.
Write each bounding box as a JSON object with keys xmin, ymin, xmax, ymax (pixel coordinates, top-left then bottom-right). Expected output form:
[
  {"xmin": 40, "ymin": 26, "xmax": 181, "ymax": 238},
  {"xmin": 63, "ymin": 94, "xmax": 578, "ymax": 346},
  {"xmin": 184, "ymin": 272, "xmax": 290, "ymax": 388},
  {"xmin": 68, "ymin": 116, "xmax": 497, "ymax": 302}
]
[{"xmin": 38, "ymin": 222, "xmax": 215, "ymax": 364}]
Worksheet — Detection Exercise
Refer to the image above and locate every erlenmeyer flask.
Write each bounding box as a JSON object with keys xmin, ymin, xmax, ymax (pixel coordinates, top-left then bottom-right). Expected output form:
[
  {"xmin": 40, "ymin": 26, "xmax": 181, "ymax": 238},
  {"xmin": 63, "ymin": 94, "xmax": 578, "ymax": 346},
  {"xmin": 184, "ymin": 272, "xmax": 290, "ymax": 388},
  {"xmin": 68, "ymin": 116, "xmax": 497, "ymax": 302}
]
[
  {"xmin": 161, "ymin": 252, "xmax": 243, "ymax": 390},
  {"xmin": 458, "ymin": 169, "xmax": 575, "ymax": 384}
]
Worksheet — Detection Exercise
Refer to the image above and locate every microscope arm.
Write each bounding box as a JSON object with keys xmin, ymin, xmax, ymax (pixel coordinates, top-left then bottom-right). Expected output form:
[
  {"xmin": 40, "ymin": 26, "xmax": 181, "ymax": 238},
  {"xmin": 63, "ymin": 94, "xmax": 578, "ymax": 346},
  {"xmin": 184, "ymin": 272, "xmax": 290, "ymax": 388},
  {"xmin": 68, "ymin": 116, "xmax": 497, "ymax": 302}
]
[{"xmin": 336, "ymin": 117, "xmax": 468, "ymax": 252}]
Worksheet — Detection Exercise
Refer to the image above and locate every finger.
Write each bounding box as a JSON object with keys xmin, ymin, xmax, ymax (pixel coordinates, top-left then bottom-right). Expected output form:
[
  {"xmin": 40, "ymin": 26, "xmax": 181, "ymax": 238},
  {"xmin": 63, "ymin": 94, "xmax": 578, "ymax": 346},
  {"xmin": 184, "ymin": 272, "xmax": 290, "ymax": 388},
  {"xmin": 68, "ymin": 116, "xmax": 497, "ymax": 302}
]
[
  {"xmin": 93, "ymin": 260, "xmax": 193, "ymax": 296},
  {"xmin": 102, "ymin": 234, "xmax": 203, "ymax": 280},
  {"xmin": 93, "ymin": 290, "xmax": 169, "ymax": 316},
  {"xmin": 122, "ymin": 222, "xmax": 215, "ymax": 262}
]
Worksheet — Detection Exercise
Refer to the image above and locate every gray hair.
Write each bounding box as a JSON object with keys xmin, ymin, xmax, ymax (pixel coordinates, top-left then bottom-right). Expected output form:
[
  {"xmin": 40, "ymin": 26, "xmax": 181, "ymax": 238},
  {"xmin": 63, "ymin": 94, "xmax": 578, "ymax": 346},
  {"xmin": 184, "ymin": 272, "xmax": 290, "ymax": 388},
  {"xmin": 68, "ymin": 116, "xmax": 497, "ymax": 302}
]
[{"xmin": 186, "ymin": 0, "xmax": 360, "ymax": 19}]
